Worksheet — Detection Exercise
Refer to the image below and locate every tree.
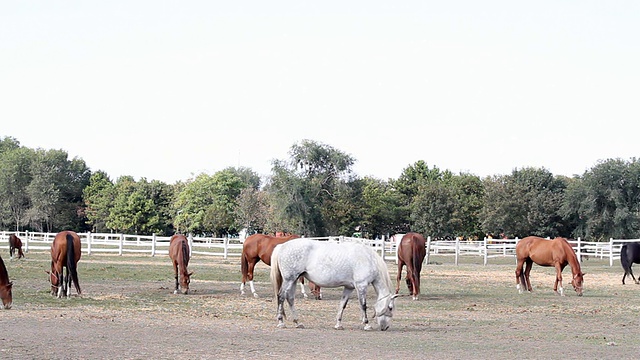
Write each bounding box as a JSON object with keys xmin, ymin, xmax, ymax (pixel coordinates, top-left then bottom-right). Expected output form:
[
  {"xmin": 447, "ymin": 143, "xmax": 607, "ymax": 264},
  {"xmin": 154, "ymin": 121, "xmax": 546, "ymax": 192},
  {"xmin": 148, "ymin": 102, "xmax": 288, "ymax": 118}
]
[
  {"xmin": 0, "ymin": 146, "xmax": 34, "ymax": 230},
  {"xmin": 480, "ymin": 167, "xmax": 568, "ymax": 238},
  {"xmin": 83, "ymin": 171, "xmax": 115, "ymax": 233}
]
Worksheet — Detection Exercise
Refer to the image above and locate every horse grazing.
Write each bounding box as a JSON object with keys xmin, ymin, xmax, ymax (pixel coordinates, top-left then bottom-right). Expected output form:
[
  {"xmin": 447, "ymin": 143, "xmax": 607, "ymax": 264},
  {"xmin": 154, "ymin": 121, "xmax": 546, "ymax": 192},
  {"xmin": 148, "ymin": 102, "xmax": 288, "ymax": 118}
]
[
  {"xmin": 396, "ymin": 232, "xmax": 426, "ymax": 300},
  {"xmin": 169, "ymin": 234, "xmax": 193, "ymax": 294},
  {"xmin": 9, "ymin": 234, "xmax": 24, "ymax": 260},
  {"xmin": 0, "ymin": 255, "xmax": 12, "ymax": 309},
  {"xmin": 48, "ymin": 231, "xmax": 82, "ymax": 298},
  {"xmin": 240, "ymin": 233, "xmax": 321, "ymax": 299},
  {"xmin": 620, "ymin": 242, "xmax": 640, "ymax": 285},
  {"xmin": 270, "ymin": 238, "xmax": 397, "ymax": 331},
  {"xmin": 515, "ymin": 236, "xmax": 584, "ymax": 296}
]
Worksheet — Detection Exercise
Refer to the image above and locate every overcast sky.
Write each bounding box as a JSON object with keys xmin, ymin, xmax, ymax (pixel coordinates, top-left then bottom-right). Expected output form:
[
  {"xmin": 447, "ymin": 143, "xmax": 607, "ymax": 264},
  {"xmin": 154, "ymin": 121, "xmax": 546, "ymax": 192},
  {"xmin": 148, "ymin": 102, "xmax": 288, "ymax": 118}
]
[{"xmin": 2, "ymin": 1, "xmax": 638, "ymax": 184}]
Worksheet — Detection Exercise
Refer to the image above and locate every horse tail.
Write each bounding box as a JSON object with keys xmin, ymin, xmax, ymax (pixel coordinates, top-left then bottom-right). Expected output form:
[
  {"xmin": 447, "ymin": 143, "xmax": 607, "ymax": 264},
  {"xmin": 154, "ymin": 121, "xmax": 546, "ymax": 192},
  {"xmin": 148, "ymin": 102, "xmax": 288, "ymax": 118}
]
[
  {"xmin": 66, "ymin": 233, "xmax": 81, "ymax": 295},
  {"xmin": 621, "ymin": 244, "xmax": 630, "ymax": 271},
  {"xmin": 411, "ymin": 238, "xmax": 425, "ymax": 293},
  {"xmin": 270, "ymin": 245, "xmax": 283, "ymax": 300}
]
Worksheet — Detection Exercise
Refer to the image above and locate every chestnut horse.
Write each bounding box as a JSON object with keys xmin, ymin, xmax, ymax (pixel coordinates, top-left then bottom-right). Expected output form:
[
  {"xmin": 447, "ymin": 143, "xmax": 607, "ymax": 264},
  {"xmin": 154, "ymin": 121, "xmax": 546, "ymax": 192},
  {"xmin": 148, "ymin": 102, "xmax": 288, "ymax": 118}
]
[
  {"xmin": 515, "ymin": 236, "xmax": 584, "ymax": 296},
  {"xmin": 0, "ymin": 255, "xmax": 12, "ymax": 309},
  {"xmin": 48, "ymin": 231, "xmax": 82, "ymax": 298},
  {"xmin": 9, "ymin": 234, "xmax": 24, "ymax": 260},
  {"xmin": 395, "ymin": 232, "xmax": 427, "ymax": 300},
  {"xmin": 169, "ymin": 234, "xmax": 193, "ymax": 294},
  {"xmin": 240, "ymin": 234, "xmax": 321, "ymax": 299},
  {"xmin": 620, "ymin": 242, "xmax": 640, "ymax": 285}
]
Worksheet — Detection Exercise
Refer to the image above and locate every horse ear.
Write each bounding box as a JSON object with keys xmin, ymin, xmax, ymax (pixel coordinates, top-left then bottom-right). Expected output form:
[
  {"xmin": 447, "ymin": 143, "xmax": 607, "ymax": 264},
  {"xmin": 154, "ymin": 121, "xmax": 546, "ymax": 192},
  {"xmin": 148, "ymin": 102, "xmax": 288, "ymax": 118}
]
[
  {"xmin": 45, "ymin": 270, "xmax": 50, "ymax": 275},
  {"xmin": 188, "ymin": 271, "xmax": 194, "ymax": 276}
]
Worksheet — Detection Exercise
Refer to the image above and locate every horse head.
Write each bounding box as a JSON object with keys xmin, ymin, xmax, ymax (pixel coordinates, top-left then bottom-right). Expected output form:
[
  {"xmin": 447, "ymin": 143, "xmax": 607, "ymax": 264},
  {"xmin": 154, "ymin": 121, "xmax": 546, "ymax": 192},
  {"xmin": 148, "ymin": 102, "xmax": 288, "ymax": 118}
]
[
  {"xmin": 571, "ymin": 271, "xmax": 585, "ymax": 296},
  {"xmin": 45, "ymin": 270, "xmax": 59, "ymax": 296},
  {"xmin": 373, "ymin": 294, "xmax": 398, "ymax": 331},
  {"xmin": 179, "ymin": 271, "xmax": 194, "ymax": 294},
  {"xmin": 0, "ymin": 282, "xmax": 12, "ymax": 310}
]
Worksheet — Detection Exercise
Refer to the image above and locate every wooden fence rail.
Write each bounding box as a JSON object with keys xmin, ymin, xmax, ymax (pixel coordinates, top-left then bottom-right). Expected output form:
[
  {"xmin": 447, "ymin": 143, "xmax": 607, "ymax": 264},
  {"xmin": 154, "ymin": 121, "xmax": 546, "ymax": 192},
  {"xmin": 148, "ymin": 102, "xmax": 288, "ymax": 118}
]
[{"xmin": 0, "ymin": 231, "xmax": 636, "ymax": 266}]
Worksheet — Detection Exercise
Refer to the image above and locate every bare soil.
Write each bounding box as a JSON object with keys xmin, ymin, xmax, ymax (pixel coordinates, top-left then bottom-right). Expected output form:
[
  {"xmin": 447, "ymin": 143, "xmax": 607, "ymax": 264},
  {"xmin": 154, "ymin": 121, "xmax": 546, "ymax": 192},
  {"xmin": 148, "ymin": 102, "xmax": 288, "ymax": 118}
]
[{"xmin": 1, "ymin": 253, "xmax": 639, "ymax": 359}]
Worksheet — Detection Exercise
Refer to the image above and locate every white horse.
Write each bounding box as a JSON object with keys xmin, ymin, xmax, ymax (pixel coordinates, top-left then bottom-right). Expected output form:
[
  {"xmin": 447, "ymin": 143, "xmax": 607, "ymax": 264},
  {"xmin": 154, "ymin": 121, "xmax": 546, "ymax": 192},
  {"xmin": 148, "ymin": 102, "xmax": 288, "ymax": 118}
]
[{"xmin": 270, "ymin": 238, "xmax": 397, "ymax": 331}]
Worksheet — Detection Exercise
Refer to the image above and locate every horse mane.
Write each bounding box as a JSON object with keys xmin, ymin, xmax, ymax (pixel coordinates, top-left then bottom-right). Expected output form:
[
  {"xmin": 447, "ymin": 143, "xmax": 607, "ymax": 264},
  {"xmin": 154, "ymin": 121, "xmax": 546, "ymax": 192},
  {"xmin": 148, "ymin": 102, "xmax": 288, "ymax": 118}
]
[
  {"xmin": 66, "ymin": 233, "xmax": 82, "ymax": 294},
  {"xmin": 180, "ymin": 239, "xmax": 189, "ymax": 271},
  {"xmin": 0, "ymin": 256, "xmax": 9, "ymax": 285},
  {"xmin": 370, "ymin": 246, "xmax": 392, "ymax": 292}
]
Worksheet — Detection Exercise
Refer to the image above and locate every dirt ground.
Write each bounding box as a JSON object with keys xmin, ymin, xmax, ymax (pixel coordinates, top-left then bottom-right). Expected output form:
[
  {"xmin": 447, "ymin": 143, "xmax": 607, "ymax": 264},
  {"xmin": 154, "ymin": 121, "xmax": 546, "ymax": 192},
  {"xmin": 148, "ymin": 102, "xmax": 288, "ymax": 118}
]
[{"xmin": 1, "ymin": 253, "xmax": 640, "ymax": 359}]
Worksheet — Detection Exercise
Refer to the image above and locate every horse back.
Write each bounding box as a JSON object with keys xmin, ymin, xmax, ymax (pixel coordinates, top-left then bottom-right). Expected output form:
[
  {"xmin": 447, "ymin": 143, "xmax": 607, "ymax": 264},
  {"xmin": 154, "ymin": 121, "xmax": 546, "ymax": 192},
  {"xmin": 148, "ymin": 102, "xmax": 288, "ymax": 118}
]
[{"xmin": 398, "ymin": 232, "xmax": 426, "ymax": 265}]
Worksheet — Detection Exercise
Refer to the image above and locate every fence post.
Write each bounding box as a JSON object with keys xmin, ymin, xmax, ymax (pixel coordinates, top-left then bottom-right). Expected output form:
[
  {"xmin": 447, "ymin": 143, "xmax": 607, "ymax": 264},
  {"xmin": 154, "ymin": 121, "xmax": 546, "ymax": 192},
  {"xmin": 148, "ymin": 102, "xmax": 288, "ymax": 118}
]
[
  {"xmin": 87, "ymin": 232, "xmax": 92, "ymax": 255},
  {"xmin": 188, "ymin": 234, "xmax": 193, "ymax": 257},
  {"xmin": 455, "ymin": 238, "xmax": 460, "ymax": 266},
  {"xmin": 576, "ymin": 237, "xmax": 582, "ymax": 264},
  {"xmin": 610, "ymin": 238, "xmax": 614, "ymax": 267},
  {"xmin": 151, "ymin": 233, "xmax": 156, "ymax": 257},
  {"xmin": 425, "ymin": 236, "xmax": 431, "ymax": 265},
  {"xmin": 483, "ymin": 237, "xmax": 488, "ymax": 266},
  {"xmin": 119, "ymin": 234, "xmax": 124, "ymax": 256},
  {"xmin": 223, "ymin": 236, "xmax": 229, "ymax": 259},
  {"xmin": 515, "ymin": 237, "xmax": 519, "ymax": 264},
  {"xmin": 24, "ymin": 230, "xmax": 29, "ymax": 253}
]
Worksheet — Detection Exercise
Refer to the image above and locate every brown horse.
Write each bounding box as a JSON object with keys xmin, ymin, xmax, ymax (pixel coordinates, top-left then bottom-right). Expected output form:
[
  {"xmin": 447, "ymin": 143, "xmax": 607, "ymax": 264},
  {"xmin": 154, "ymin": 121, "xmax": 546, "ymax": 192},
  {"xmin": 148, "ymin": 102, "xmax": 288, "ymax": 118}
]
[
  {"xmin": 515, "ymin": 236, "xmax": 585, "ymax": 296},
  {"xmin": 0, "ymin": 255, "xmax": 12, "ymax": 309},
  {"xmin": 395, "ymin": 232, "xmax": 427, "ymax": 300},
  {"xmin": 9, "ymin": 234, "xmax": 24, "ymax": 260},
  {"xmin": 169, "ymin": 234, "xmax": 193, "ymax": 294},
  {"xmin": 240, "ymin": 234, "xmax": 321, "ymax": 299},
  {"xmin": 48, "ymin": 231, "xmax": 82, "ymax": 298}
]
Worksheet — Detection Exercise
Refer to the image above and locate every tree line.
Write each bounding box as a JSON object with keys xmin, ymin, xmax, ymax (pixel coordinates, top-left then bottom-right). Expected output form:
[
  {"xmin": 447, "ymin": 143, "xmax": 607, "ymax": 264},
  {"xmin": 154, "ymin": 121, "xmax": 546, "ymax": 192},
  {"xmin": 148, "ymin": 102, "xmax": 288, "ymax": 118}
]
[{"xmin": 1, "ymin": 136, "xmax": 639, "ymax": 241}]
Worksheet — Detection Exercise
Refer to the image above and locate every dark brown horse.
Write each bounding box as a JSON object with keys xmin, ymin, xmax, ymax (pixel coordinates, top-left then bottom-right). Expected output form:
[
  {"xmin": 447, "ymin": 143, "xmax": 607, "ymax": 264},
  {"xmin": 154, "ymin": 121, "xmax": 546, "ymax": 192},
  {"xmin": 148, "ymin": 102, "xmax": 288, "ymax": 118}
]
[
  {"xmin": 48, "ymin": 231, "xmax": 82, "ymax": 298},
  {"xmin": 620, "ymin": 242, "xmax": 640, "ymax": 284},
  {"xmin": 9, "ymin": 234, "xmax": 24, "ymax": 260},
  {"xmin": 169, "ymin": 234, "xmax": 193, "ymax": 294},
  {"xmin": 0, "ymin": 255, "xmax": 12, "ymax": 309},
  {"xmin": 240, "ymin": 234, "xmax": 321, "ymax": 299},
  {"xmin": 515, "ymin": 236, "xmax": 584, "ymax": 296},
  {"xmin": 395, "ymin": 232, "xmax": 427, "ymax": 300}
]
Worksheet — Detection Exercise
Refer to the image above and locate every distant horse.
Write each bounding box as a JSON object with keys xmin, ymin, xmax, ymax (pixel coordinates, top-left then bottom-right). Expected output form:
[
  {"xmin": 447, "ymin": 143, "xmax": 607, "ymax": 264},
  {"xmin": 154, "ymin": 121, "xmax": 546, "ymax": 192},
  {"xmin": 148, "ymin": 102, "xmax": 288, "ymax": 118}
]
[
  {"xmin": 0, "ymin": 255, "xmax": 12, "ymax": 309},
  {"xmin": 270, "ymin": 238, "xmax": 397, "ymax": 331},
  {"xmin": 396, "ymin": 232, "xmax": 426, "ymax": 300},
  {"xmin": 620, "ymin": 242, "xmax": 640, "ymax": 285},
  {"xmin": 48, "ymin": 231, "xmax": 82, "ymax": 298},
  {"xmin": 169, "ymin": 234, "xmax": 193, "ymax": 294},
  {"xmin": 9, "ymin": 234, "xmax": 24, "ymax": 260},
  {"xmin": 515, "ymin": 236, "xmax": 584, "ymax": 296},
  {"xmin": 240, "ymin": 233, "xmax": 321, "ymax": 299}
]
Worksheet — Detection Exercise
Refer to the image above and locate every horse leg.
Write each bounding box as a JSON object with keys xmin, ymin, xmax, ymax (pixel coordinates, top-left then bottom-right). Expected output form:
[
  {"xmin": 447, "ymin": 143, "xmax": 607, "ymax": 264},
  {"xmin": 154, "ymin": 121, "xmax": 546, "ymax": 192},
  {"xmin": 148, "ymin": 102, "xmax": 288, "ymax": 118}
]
[
  {"xmin": 298, "ymin": 278, "xmax": 308, "ymax": 299},
  {"xmin": 524, "ymin": 260, "xmax": 533, "ymax": 292},
  {"xmin": 247, "ymin": 261, "xmax": 259, "ymax": 298},
  {"xmin": 395, "ymin": 261, "xmax": 404, "ymax": 294},
  {"xmin": 173, "ymin": 262, "xmax": 180, "ymax": 294},
  {"xmin": 276, "ymin": 279, "xmax": 300, "ymax": 328},
  {"xmin": 515, "ymin": 258, "xmax": 524, "ymax": 293},
  {"xmin": 554, "ymin": 264, "xmax": 564, "ymax": 296},
  {"xmin": 334, "ymin": 287, "xmax": 354, "ymax": 330},
  {"xmin": 356, "ymin": 285, "xmax": 372, "ymax": 330},
  {"xmin": 627, "ymin": 264, "xmax": 639, "ymax": 284}
]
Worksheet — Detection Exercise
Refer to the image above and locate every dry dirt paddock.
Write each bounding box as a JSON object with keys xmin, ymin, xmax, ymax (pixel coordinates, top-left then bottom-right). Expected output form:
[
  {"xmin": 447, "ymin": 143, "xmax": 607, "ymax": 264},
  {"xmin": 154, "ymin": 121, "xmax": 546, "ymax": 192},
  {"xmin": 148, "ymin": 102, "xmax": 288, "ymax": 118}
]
[{"xmin": 1, "ymin": 252, "xmax": 640, "ymax": 360}]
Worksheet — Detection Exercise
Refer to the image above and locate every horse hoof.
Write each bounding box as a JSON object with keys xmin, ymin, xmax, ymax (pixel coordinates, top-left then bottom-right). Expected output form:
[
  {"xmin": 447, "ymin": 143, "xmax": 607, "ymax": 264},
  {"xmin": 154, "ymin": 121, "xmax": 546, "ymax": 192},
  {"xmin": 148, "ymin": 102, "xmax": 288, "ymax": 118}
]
[
  {"xmin": 277, "ymin": 323, "xmax": 286, "ymax": 329},
  {"xmin": 334, "ymin": 325, "xmax": 344, "ymax": 330},
  {"xmin": 363, "ymin": 324, "xmax": 373, "ymax": 331},
  {"xmin": 253, "ymin": 293, "xmax": 259, "ymax": 299},
  {"xmin": 173, "ymin": 290, "xmax": 178, "ymax": 295},
  {"xmin": 295, "ymin": 324, "xmax": 304, "ymax": 329}
]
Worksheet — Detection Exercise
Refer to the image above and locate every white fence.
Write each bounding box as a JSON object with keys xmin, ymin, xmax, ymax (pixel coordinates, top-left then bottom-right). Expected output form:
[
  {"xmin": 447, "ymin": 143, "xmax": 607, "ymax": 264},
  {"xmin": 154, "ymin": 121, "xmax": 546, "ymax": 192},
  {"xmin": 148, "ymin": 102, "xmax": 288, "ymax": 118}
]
[{"xmin": 0, "ymin": 231, "xmax": 636, "ymax": 266}]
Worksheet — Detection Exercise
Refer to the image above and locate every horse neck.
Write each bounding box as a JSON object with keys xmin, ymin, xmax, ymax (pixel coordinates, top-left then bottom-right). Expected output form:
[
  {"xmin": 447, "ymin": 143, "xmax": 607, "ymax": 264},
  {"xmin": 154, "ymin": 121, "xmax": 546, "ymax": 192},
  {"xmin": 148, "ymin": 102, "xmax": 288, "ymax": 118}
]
[
  {"xmin": 178, "ymin": 241, "xmax": 189, "ymax": 273},
  {"xmin": 371, "ymin": 257, "xmax": 392, "ymax": 298},
  {"xmin": 562, "ymin": 240, "xmax": 581, "ymax": 274}
]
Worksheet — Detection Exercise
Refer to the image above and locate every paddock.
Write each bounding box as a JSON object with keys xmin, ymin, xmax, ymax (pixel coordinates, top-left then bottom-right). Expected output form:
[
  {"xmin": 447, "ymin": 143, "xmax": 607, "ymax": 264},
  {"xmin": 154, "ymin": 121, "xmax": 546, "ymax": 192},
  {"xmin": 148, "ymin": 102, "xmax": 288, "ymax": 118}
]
[{"xmin": 1, "ymin": 251, "xmax": 638, "ymax": 359}]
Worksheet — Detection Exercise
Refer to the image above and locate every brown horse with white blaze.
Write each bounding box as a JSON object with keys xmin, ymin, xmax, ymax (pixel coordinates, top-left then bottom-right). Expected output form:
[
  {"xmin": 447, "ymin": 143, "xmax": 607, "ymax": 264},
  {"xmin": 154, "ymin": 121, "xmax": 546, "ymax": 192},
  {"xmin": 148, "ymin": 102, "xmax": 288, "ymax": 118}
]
[
  {"xmin": 169, "ymin": 234, "xmax": 192, "ymax": 294},
  {"xmin": 515, "ymin": 236, "xmax": 585, "ymax": 296},
  {"xmin": 49, "ymin": 231, "xmax": 82, "ymax": 298},
  {"xmin": 0, "ymin": 255, "xmax": 12, "ymax": 309},
  {"xmin": 9, "ymin": 234, "xmax": 24, "ymax": 260},
  {"xmin": 240, "ymin": 233, "xmax": 320, "ymax": 299},
  {"xmin": 396, "ymin": 232, "xmax": 427, "ymax": 300}
]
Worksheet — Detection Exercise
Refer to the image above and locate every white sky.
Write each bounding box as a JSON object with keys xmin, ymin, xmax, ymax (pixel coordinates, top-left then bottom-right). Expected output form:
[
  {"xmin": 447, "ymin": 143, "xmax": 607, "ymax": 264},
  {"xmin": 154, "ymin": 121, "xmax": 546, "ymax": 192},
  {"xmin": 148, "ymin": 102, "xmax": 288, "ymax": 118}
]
[{"xmin": 1, "ymin": 1, "xmax": 638, "ymax": 184}]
